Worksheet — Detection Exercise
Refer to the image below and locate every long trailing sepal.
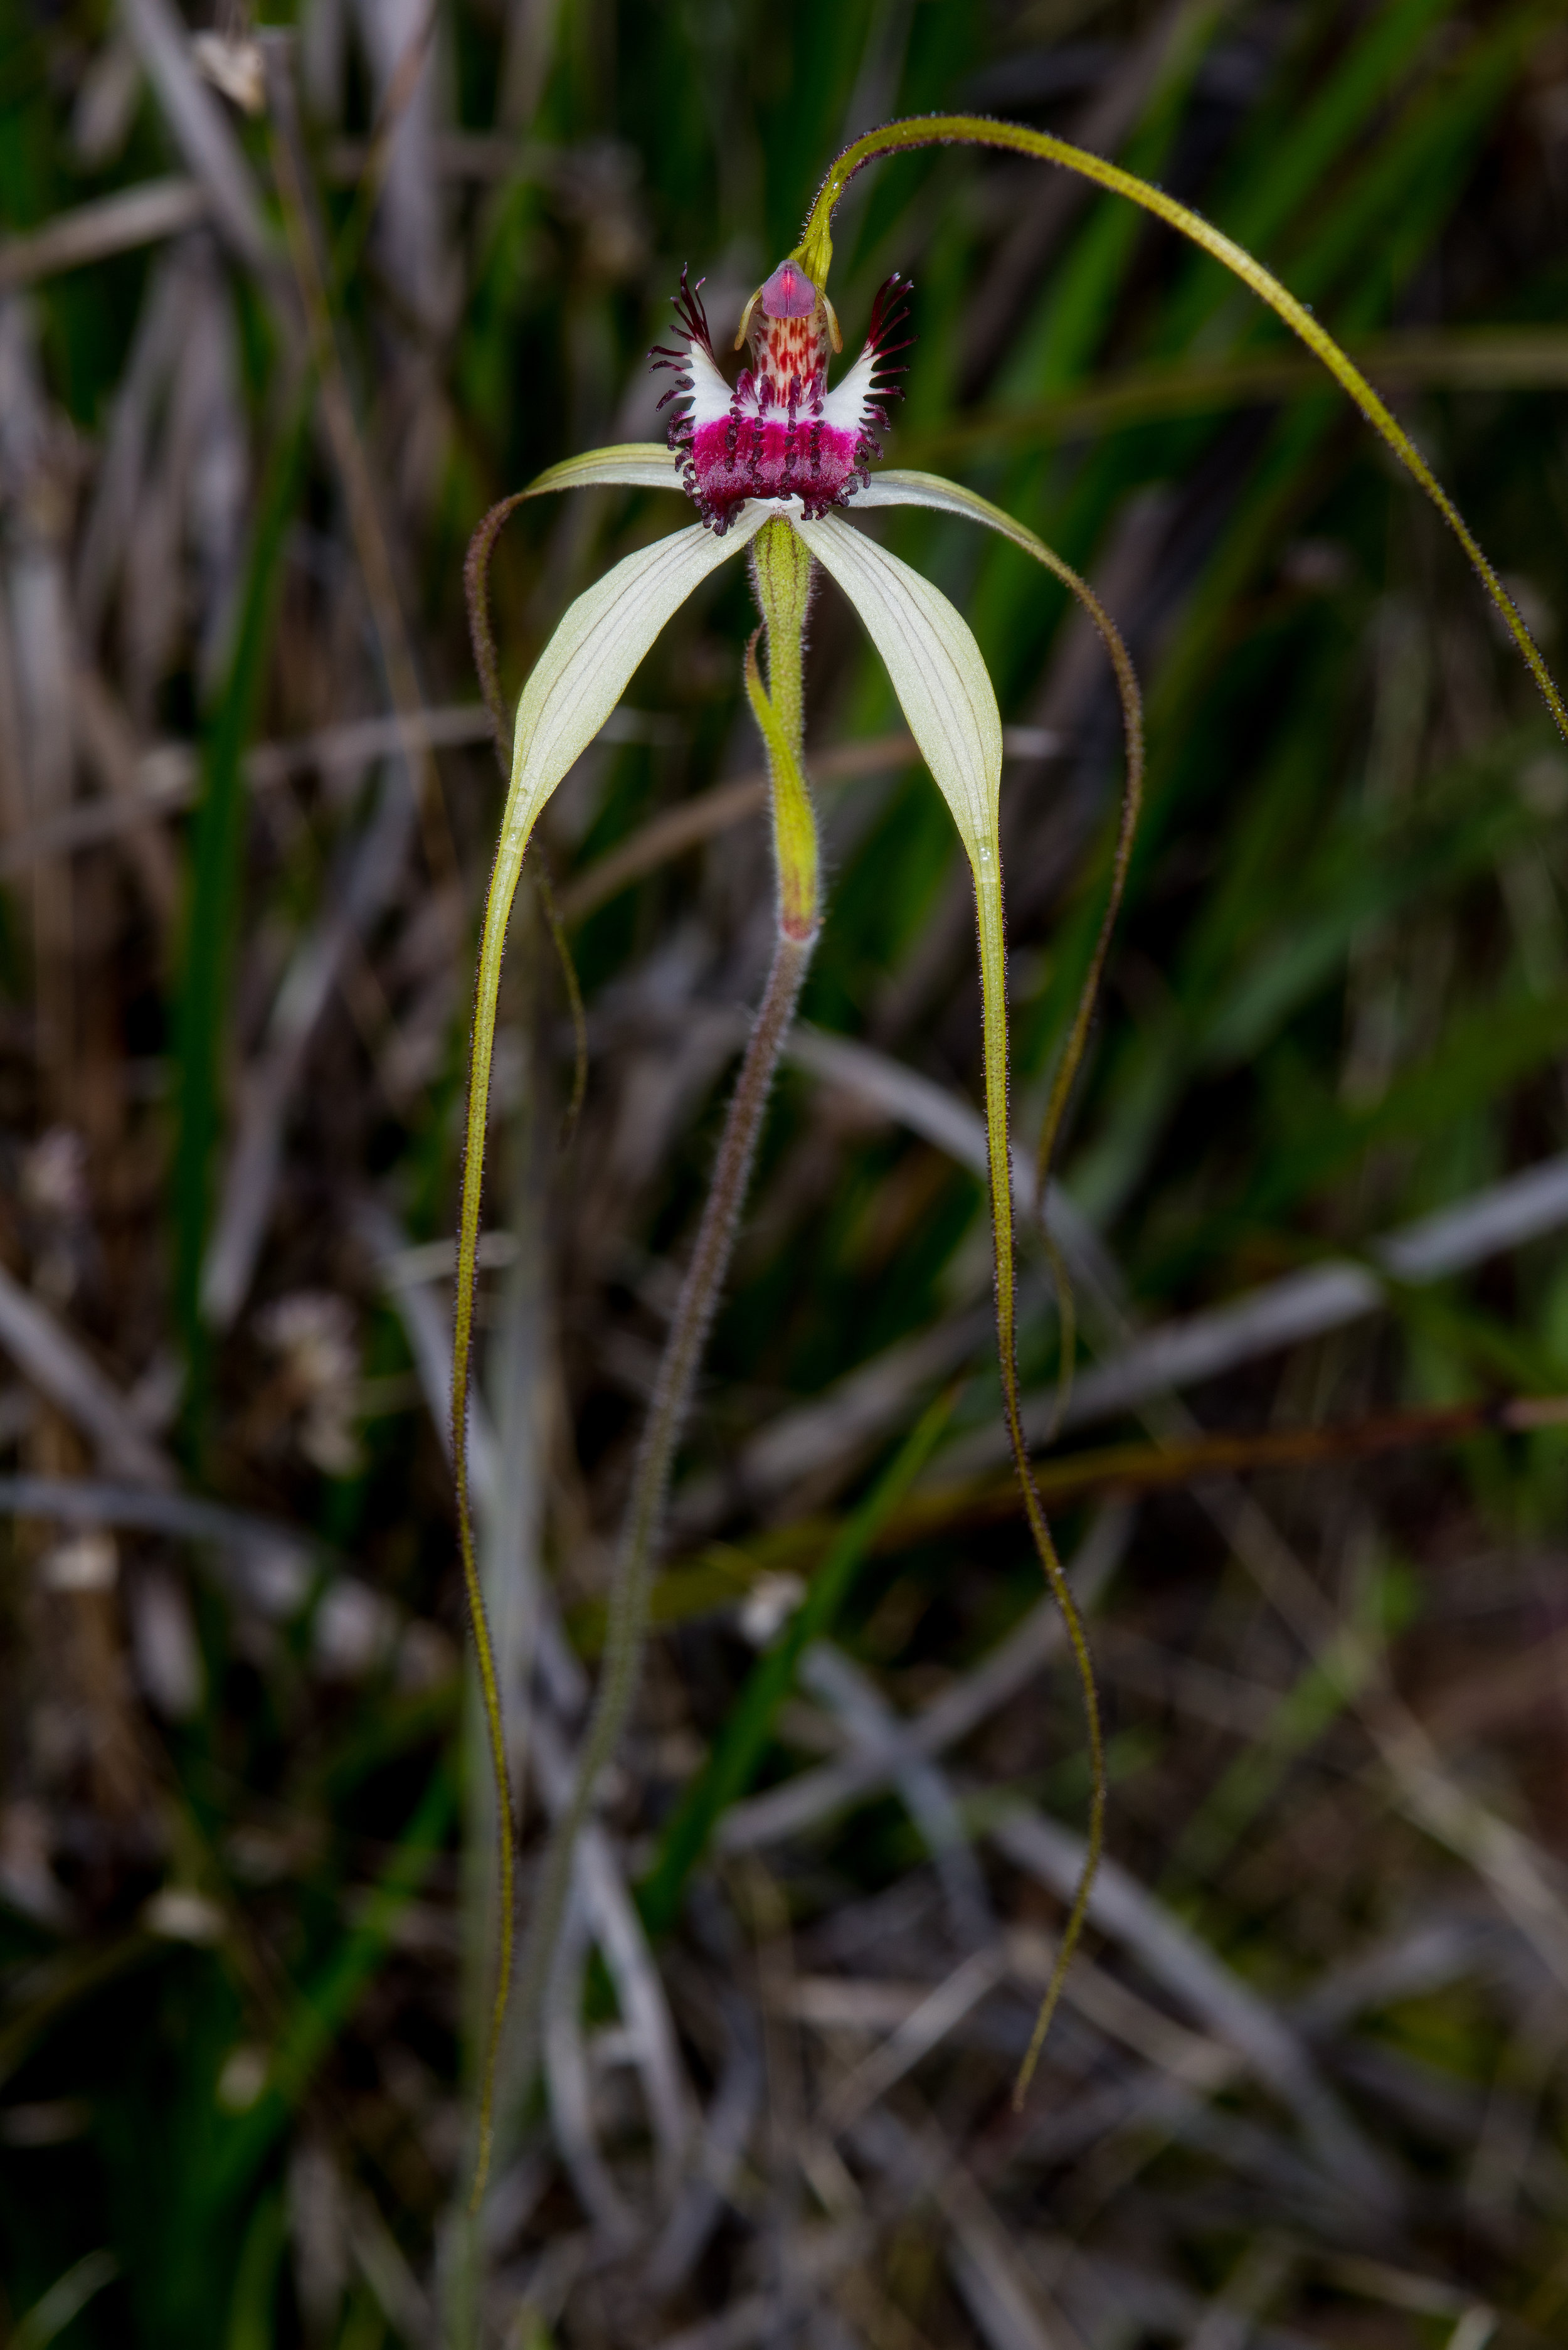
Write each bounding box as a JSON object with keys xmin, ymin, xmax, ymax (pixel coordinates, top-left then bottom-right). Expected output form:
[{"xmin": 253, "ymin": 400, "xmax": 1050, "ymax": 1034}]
[
  {"xmin": 521, "ymin": 443, "xmax": 687, "ymax": 496},
  {"xmin": 460, "ymin": 447, "xmax": 691, "ymax": 760},
  {"xmin": 859, "ymin": 468, "xmax": 1146, "ymax": 1440},
  {"xmin": 790, "ymin": 114, "xmax": 1568, "ymax": 748},
  {"xmin": 792, "ymin": 508, "xmax": 1104, "ymax": 2100},
  {"xmin": 454, "ymin": 501, "xmax": 764, "ymax": 2202}
]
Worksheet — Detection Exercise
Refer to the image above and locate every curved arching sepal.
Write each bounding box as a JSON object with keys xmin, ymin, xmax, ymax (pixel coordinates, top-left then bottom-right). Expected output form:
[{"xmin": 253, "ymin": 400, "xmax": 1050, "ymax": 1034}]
[
  {"xmin": 793, "ymin": 509, "xmax": 1002, "ymax": 872},
  {"xmin": 793, "ymin": 115, "xmax": 1568, "ymax": 748},
  {"xmin": 861, "ymin": 465, "xmax": 1145, "ymax": 1242}
]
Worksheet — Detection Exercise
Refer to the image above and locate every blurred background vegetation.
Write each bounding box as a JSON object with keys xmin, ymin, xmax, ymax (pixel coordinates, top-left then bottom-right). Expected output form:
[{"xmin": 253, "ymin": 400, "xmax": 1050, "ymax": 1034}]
[{"xmin": 4, "ymin": 0, "xmax": 1568, "ymax": 2343}]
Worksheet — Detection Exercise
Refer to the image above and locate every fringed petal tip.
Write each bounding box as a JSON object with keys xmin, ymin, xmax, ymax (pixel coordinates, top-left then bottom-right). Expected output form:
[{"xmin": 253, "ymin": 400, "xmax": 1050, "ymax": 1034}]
[
  {"xmin": 821, "ymin": 271, "xmax": 915, "ymax": 482},
  {"xmin": 864, "ymin": 272, "xmax": 916, "ymax": 373},
  {"xmin": 649, "ymin": 267, "xmax": 718, "ymax": 375}
]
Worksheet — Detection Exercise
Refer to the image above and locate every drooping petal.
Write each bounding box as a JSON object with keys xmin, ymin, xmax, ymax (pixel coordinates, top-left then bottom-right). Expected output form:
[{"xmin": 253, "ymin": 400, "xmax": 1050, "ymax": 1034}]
[
  {"xmin": 810, "ymin": 477, "xmax": 1122, "ymax": 2108},
  {"xmin": 859, "ymin": 469, "xmax": 1145, "ymax": 1205},
  {"xmin": 792, "ymin": 506, "xmax": 1014, "ymax": 1434},
  {"xmin": 792, "ymin": 509, "xmax": 1002, "ymax": 880},
  {"xmin": 452, "ymin": 491, "xmax": 763, "ymax": 2195},
  {"xmin": 467, "ymin": 449, "xmax": 687, "ymax": 757},
  {"xmin": 857, "ymin": 464, "xmax": 1056, "ymax": 546}
]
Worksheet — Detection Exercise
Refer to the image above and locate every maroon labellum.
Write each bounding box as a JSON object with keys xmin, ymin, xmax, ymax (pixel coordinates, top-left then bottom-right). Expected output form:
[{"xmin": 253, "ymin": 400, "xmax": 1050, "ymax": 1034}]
[{"xmin": 652, "ymin": 262, "xmax": 913, "ymax": 533}]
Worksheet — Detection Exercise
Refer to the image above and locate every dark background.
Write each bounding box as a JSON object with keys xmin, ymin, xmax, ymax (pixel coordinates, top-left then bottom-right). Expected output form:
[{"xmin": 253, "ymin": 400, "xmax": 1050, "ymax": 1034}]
[{"xmin": 3, "ymin": 0, "xmax": 1568, "ymax": 2343}]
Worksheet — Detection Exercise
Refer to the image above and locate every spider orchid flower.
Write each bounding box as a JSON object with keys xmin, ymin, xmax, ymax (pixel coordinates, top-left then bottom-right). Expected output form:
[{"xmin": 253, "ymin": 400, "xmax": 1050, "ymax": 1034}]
[
  {"xmin": 455, "ymin": 114, "xmax": 1568, "ymax": 2201},
  {"xmin": 458, "ymin": 248, "xmax": 1143, "ymax": 1533},
  {"xmin": 452, "ymin": 248, "xmax": 1140, "ymax": 2194},
  {"xmin": 467, "ymin": 252, "xmax": 1124, "ymax": 963},
  {"xmin": 655, "ymin": 256, "xmax": 910, "ymax": 530},
  {"xmin": 462, "ymin": 250, "xmax": 1140, "ymax": 1430}
]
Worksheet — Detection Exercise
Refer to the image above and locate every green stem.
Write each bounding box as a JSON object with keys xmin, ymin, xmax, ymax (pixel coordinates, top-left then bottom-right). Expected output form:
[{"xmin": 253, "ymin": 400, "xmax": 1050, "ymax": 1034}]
[{"xmin": 793, "ymin": 114, "xmax": 1567, "ymax": 745}]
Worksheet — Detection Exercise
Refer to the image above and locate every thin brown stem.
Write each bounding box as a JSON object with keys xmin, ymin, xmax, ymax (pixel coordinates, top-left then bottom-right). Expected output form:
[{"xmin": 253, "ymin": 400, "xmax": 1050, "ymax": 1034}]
[
  {"xmin": 500, "ymin": 516, "xmax": 821, "ymax": 2108},
  {"xmin": 506, "ymin": 921, "xmax": 813, "ymax": 2097}
]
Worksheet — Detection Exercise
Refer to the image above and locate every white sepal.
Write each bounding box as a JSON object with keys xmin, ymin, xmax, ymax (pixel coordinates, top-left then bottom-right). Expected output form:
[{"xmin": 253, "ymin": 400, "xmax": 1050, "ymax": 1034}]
[
  {"xmin": 457, "ymin": 501, "xmax": 766, "ymax": 1593},
  {"xmin": 792, "ymin": 509, "xmax": 1003, "ymax": 880}
]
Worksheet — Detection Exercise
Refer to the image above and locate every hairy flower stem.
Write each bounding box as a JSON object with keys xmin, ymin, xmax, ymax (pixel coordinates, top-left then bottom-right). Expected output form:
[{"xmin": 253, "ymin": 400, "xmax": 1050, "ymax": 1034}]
[{"xmin": 506, "ymin": 515, "xmax": 820, "ymax": 2105}]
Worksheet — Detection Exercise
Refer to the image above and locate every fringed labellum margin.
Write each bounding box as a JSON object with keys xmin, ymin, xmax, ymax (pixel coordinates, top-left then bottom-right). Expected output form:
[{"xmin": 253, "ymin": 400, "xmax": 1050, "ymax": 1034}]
[{"xmin": 654, "ymin": 257, "xmax": 912, "ymax": 532}]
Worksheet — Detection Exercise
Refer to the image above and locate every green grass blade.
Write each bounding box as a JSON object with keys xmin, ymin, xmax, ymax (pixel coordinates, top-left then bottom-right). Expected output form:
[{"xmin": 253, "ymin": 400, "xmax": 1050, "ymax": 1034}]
[
  {"xmin": 209, "ymin": 1764, "xmax": 453, "ymax": 2206},
  {"xmin": 12, "ymin": 2250, "xmax": 119, "ymax": 2350}
]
